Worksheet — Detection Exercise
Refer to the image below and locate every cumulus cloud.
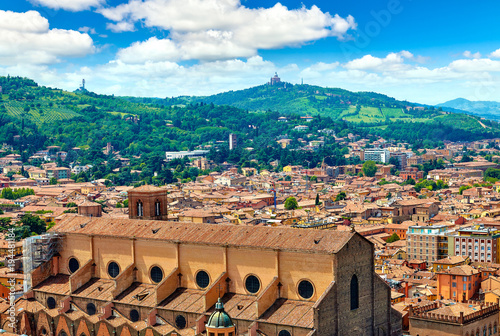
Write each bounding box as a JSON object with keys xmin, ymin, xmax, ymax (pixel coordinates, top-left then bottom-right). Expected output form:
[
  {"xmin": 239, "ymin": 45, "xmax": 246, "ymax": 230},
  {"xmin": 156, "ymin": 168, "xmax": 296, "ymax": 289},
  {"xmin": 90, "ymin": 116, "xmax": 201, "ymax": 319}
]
[
  {"xmin": 106, "ymin": 21, "xmax": 135, "ymax": 33},
  {"xmin": 99, "ymin": 0, "xmax": 356, "ymax": 62},
  {"xmin": 489, "ymin": 48, "xmax": 500, "ymax": 59},
  {"xmin": 343, "ymin": 51, "xmax": 414, "ymax": 72},
  {"xmin": 0, "ymin": 10, "xmax": 95, "ymax": 66},
  {"xmin": 29, "ymin": 0, "xmax": 105, "ymax": 11}
]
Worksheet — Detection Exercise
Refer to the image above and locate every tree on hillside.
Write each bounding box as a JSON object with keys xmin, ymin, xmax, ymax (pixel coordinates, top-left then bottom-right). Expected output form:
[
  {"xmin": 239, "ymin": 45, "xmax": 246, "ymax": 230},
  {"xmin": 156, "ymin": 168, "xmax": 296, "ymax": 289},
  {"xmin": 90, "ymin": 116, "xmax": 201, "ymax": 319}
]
[
  {"xmin": 284, "ymin": 197, "xmax": 298, "ymax": 210},
  {"xmin": 362, "ymin": 160, "xmax": 377, "ymax": 177}
]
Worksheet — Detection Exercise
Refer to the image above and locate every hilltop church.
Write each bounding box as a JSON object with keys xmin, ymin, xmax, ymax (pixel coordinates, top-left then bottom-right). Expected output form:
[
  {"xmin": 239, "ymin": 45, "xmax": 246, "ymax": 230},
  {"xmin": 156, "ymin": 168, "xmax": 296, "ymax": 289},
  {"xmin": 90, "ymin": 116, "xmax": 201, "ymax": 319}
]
[{"xmin": 5, "ymin": 185, "xmax": 401, "ymax": 336}]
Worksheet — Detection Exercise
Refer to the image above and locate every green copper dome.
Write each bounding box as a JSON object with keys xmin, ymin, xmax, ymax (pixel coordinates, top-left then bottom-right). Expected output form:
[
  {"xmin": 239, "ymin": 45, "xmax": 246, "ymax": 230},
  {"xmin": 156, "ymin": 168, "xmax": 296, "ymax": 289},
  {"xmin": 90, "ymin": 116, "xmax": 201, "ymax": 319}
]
[{"xmin": 206, "ymin": 298, "xmax": 234, "ymax": 328}]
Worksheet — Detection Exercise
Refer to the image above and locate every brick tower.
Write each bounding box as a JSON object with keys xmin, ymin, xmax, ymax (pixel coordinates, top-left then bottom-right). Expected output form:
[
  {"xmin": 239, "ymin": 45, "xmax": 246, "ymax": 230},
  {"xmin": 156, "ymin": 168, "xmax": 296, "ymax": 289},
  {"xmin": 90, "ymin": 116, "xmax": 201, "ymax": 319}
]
[{"xmin": 128, "ymin": 185, "xmax": 168, "ymax": 220}]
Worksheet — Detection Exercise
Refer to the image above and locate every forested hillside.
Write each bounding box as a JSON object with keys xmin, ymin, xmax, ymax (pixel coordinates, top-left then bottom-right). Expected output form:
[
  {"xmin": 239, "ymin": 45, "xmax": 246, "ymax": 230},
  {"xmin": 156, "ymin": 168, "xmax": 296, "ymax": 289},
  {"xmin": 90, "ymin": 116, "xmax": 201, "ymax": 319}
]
[{"xmin": 0, "ymin": 76, "xmax": 499, "ymax": 182}]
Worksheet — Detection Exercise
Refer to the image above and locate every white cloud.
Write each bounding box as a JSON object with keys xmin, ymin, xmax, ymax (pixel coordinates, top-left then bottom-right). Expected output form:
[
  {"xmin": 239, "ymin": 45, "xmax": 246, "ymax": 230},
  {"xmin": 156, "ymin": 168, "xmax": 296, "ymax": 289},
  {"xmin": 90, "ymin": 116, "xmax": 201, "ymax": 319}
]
[
  {"xmin": 343, "ymin": 51, "xmax": 413, "ymax": 72},
  {"xmin": 29, "ymin": 0, "xmax": 105, "ymax": 11},
  {"xmin": 79, "ymin": 26, "xmax": 97, "ymax": 34},
  {"xmin": 489, "ymin": 48, "xmax": 500, "ymax": 59},
  {"xmin": 106, "ymin": 21, "xmax": 135, "ymax": 33},
  {"xmin": 463, "ymin": 51, "xmax": 481, "ymax": 59},
  {"xmin": 448, "ymin": 58, "xmax": 500, "ymax": 72},
  {"xmin": 0, "ymin": 10, "xmax": 95, "ymax": 66},
  {"xmin": 99, "ymin": 0, "xmax": 356, "ymax": 62}
]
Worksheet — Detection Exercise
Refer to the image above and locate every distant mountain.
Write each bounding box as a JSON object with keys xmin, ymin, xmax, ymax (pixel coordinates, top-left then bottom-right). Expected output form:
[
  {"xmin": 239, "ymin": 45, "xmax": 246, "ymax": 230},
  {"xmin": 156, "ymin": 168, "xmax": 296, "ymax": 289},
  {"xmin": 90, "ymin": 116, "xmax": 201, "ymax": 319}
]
[{"xmin": 437, "ymin": 98, "xmax": 500, "ymax": 120}]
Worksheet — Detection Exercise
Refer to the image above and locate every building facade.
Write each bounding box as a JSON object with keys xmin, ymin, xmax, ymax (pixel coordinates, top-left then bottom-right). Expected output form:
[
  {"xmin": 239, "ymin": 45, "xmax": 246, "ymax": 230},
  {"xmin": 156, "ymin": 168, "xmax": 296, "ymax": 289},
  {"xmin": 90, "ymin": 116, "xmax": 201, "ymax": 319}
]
[
  {"xmin": 14, "ymin": 216, "xmax": 402, "ymax": 336},
  {"xmin": 449, "ymin": 225, "xmax": 500, "ymax": 263},
  {"xmin": 406, "ymin": 224, "xmax": 450, "ymax": 264},
  {"xmin": 364, "ymin": 148, "xmax": 390, "ymax": 164}
]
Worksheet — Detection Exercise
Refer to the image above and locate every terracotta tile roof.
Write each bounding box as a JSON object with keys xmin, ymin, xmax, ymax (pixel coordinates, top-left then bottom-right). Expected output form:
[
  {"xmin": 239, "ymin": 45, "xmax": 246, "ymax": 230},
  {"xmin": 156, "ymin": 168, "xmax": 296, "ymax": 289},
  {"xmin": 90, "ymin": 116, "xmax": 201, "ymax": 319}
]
[
  {"xmin": 113, "ymin": 282, "xmax": 156, "ymax": 307},
  {"xmin": 33, "ymin": 274, "xmax": 71, "ymax": 295},
  {"xmin": 159, "ymin": 288, "xmax": 204, "ymax": 313},
  {"xmin": 52, "ymin": 216, "xmax": 355, "ymax": 254},
  {"xmin": 258, "ymin": 298, "xmax": 314, "ymax": 328},
  {"xmin": 438, "ymin": 265, "xmax": 479, "ymax": 276},
  {"xmin": 214, "ymin": 293, "xmax": 256, "ymax": 321},
  {"xmin": 71, "ymin": 277, "xmax": 115, "ymax": 301}
]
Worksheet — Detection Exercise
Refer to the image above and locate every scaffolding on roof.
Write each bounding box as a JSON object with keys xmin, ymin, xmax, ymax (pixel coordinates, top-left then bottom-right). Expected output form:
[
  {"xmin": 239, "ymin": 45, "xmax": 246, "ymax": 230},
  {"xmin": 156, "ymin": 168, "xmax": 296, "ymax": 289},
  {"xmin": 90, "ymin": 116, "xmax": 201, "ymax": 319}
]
[{"xmin": 23, "ymin": 233, "xmax": 62, "ymax": 292}]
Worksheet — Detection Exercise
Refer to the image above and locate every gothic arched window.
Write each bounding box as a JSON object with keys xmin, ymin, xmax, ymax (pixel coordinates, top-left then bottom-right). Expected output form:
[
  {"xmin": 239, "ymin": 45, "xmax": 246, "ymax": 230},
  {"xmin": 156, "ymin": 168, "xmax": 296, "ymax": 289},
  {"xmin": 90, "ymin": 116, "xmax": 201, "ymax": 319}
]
[
  {"xmin": 350, "ymin": 274, "xmax": 359, "ymax": 310},
  {"xmin": 137, "ymin": 200, "xmax": 143, "ymax": 217}
]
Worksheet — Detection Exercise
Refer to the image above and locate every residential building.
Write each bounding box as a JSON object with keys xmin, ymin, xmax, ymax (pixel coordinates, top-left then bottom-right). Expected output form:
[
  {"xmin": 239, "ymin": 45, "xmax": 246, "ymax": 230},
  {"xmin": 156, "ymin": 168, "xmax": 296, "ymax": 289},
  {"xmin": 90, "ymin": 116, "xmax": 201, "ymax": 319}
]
[
  {"xmin": 390, "ymin": 152, "xmax": 408, "ymax": 170},
  {"xmin": 406, "ymin": 224, "xmax": 450, "ymax": 264},
  {"xmin": 449, "ymin": 225, "xmax": 500, "ymax": 263},
  {"xmin": 436, "ymin": 265, "xmax": 481, "ymax": 301},
  {"xmin": 364, "ymin": 148, "xmax": 390, "ymax": 163},
  {"xmin": 45, "ymin": 167, "xmax": 71, "ymax": 180}
]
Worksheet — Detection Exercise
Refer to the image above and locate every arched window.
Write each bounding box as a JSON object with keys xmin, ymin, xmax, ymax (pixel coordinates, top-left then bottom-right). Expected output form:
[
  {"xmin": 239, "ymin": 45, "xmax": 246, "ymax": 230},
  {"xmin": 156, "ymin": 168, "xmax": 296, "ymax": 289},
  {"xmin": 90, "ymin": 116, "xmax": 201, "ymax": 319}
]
[
  {"xmin": 47, "ymin": 297, "xmax": 56, "ymax": 309},
  {"xmin": 489, "ymin": 325, "xmax": 492, "ymax": 335},
  {"xmin": 87, "ymin": 303, "xmax": 96, "ymax": 316},
  {"xmin": 494, "ymin": 323, "xmax": 497, "ymax": 333},
  {"xmin": 137, "ymin": 201, "xmax": 143, "ymax": 217},
  {"xmin": 484, "ymin": 327, "xmax": 487, "ymax": 336},
  {"xmin": 155, "ymin": 200, "xmax": 161, "ymax": 216},
  {"xmin": 130, "ymin": 309, "xmax": 140, "ymax": 322},
  {"xmin": 350, "ymin": 274, "xmax": 359, "ymax": 310},
  {"xmin": 175, "ymin": 315, "xmax": 186, "ymax": 329}
]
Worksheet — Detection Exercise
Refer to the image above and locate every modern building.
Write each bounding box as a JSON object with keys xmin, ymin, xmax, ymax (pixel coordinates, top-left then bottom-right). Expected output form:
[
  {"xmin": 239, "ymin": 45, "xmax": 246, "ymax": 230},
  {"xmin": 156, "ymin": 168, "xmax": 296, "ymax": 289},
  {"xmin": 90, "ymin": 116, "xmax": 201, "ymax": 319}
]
[
  {"xmin": 15, "ymin": 215, "xmax": 402, "ymax": 336},
  {"xmin": 406, "ymin": 224, "xmax": 450, "ymax": 264},
  {"xmin": 364, "ymin": 148, "xmax": 390, "ymax": 164},
  {"xmin": 449, "ymin": 225, "xmax": 500, "ymax": 263},
  {"xmin": 165, "ymin": 150, "xmax": 209, "ymax": 161},
  {"xmin": 45, "ymin": 167, "xmax": 71, "ymax": 180},
  {"xmin": 389, "ymin": 152, "xmax": 407, "ymax": 170}
]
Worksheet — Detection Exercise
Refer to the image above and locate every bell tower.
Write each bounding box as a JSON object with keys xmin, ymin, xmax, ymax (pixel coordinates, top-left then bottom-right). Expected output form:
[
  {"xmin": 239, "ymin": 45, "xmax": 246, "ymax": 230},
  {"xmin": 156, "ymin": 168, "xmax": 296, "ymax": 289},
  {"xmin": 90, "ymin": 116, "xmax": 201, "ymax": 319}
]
[{"xmin": 127, "ymin": 185, "xmax": 168, "ymax": 220}]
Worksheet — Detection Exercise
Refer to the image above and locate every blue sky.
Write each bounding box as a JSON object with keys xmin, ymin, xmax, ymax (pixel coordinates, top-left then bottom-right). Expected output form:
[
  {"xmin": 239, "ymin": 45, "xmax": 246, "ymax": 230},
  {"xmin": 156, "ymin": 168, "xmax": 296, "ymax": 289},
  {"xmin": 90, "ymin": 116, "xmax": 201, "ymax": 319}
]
[{"xmin": 1, "ymin": 0, "xmax": 500, "ymax": 104}]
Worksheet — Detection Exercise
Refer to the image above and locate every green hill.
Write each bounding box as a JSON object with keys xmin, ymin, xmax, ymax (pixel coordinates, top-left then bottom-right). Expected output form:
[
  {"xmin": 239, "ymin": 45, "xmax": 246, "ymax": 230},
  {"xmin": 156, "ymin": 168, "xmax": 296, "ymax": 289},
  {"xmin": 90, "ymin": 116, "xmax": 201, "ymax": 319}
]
[
  {"xmin": 128, "ymin": 81, "xmax": 500, "ymax": 135},
  {"xmin": 0, "ymin": 75, "xmax": 499, "ymax": 171}
]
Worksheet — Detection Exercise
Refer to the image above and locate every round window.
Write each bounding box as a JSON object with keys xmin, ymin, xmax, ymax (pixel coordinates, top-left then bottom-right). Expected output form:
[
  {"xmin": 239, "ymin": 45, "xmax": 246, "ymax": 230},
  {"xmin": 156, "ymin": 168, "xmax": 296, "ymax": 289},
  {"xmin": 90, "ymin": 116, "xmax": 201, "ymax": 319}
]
[
  {"xmin": 86, "ymin": 303, "xmax": 96, "ymax": 316},
  {"xmin": 196, "ymin": 271, "xmax": 210, "ymax": 289},
  {"xmin": 47, "ymin": 297, "xmax": 56, "ymax": 309},
  {"xmin": 130, "ymin": 309, "xmax": 139, "ymax": 322},
  {"xmin": 68, "ymin": 258, "xmax": 79, "ymax": 273},
  {"xmin": 298, "ymin": 280, "xmax": 314, "ymax": 299},
  {"xmin": 41, "ymin": 328, "xmax": 47, "ymax": 335},
  {"xmin": 150, "ymin": 266, "xmax": 163, "ymax": 283},
  {"xmin": 245, "ymin": 275, "xmax": 261, "ymax": 294},
  {"xmin": 107, "ymin": 262, "xmax": 120, "ymax": 278},
  {"xmin": 175, "ymin": 315, "xmax": 186, "ymax": 329},
  {"xmin": 278, "ymin": 330, "xmax": 291, "ymax": 336}
]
